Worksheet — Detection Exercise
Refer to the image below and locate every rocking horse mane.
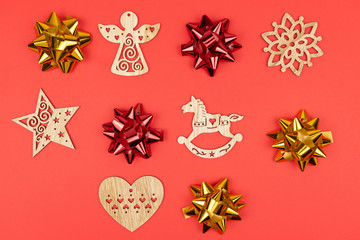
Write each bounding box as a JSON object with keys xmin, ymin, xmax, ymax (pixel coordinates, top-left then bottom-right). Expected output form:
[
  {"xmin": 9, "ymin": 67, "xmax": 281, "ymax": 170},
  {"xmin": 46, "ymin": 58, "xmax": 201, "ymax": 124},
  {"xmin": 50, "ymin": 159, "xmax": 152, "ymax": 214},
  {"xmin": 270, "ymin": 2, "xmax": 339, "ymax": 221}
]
[{"xmin": 195, "ymin": 99, "xmax": 206, "ymax": 116}]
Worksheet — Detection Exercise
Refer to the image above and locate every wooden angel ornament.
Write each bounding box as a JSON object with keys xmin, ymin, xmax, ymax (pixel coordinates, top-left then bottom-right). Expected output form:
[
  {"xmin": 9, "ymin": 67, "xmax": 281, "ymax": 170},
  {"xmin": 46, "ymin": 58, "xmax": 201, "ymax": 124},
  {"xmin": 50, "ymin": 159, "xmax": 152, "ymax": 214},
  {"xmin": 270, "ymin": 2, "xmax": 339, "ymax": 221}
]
[
  {"xmin": 178, "ymin": 96, "xmax": 243, "ymax": 158},
  {"xmin": 99, "ymin": 11, "xmax": 160, "ymax": 76}
]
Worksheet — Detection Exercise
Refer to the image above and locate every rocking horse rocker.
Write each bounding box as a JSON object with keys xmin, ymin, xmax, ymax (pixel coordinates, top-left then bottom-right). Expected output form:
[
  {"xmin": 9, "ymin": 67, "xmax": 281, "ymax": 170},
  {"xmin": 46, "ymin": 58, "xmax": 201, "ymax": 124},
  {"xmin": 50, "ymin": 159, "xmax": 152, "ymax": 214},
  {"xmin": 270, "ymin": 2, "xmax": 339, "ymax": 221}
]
[{"xmin": 177, "ymin": 96, "xmax": 244, "ymax": 158}]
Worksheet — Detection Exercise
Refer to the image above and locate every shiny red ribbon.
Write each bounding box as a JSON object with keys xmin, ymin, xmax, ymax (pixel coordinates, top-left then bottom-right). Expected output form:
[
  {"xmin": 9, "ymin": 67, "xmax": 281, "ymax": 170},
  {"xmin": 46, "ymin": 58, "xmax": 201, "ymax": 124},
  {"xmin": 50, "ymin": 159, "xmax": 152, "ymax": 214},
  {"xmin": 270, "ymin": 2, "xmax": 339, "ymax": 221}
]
[
  {"xmin": 181, "ymin": 15, "xmax": 241, "ymax": 76},
  {"xmin": 103, "ymin": 104, "xmax": 163, "ymax": 164}
]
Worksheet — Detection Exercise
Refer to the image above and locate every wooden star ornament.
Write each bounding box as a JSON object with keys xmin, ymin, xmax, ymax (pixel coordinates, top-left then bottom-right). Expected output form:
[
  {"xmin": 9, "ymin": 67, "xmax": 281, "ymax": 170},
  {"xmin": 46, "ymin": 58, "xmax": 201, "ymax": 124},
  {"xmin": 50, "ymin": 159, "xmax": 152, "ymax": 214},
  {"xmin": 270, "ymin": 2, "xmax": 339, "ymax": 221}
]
[{"xmin": 13, "ymin": 89, "xmax": 79, "ymax": 157}]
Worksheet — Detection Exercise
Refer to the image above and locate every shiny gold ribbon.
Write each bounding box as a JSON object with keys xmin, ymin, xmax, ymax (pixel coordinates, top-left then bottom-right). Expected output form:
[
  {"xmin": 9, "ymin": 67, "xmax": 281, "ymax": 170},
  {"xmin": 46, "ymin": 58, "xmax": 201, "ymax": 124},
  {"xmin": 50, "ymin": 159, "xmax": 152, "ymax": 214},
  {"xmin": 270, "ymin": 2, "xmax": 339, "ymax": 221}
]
[
  {"xmin": 268, "ymin": 110, "xmax": 333, "ymax": 171},
  {"xmin": 28, "ymin": 12, "xmax": 90, "ymax": 73},
  {"xmin": 182, "ymin": 178, "xmax": 245, "ymax": 233}
]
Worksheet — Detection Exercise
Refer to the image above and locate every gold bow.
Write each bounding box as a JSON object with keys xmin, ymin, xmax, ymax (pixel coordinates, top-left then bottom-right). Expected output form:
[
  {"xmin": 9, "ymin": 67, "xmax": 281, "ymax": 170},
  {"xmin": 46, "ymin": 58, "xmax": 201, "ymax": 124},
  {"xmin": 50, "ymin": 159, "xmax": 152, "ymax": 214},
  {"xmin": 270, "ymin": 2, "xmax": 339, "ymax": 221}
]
[
  {"xmin": 28, "ymin": 12, "xmax": 90, "ymax": 73},
  {"xmin": 268, "ymin": 110, "xmax": 333, "ymax": 171},
  {"xmin": 182, "ymin": 178, "xmax": 245, "ymax": 233}
]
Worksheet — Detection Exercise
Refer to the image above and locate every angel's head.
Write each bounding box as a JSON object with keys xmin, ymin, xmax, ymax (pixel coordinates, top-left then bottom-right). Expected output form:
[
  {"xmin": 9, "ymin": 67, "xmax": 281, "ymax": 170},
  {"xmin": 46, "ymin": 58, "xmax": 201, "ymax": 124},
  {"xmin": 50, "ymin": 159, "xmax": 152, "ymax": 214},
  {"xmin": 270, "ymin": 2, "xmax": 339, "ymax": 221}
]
[{"xmin": 121, "ymin": 11, "xmax": 138, "ymax": 29}]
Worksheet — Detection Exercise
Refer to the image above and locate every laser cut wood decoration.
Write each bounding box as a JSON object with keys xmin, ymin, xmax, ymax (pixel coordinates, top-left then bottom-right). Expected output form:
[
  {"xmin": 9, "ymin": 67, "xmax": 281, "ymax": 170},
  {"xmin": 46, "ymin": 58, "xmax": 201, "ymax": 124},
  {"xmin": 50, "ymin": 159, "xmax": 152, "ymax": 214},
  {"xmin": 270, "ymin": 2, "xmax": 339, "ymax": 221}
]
[
  {"xmin": 262, "ymin": 13, "xmax": 323, "ymax": 76},
  {"xmin": 12, "ymin": 89, "xmax": 79, "ymax": 157},
  {"xmin": 98, "ymin": 11, "xmax": 160, "ymax": 76},
  {"xmin": 177, "ymin": 96, "xmax": 243, "ymax": 158},
  {"xmin": 99, "ymin": 176, "xmax": 164, "ymax": 232}
]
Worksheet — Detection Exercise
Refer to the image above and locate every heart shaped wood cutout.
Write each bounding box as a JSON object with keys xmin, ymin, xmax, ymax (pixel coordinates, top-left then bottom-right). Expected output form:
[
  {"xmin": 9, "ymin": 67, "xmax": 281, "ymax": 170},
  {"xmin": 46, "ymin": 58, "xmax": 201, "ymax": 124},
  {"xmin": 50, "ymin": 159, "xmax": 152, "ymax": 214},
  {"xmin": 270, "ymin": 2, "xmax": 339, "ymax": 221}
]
[{"xmin": 99, "ymin": 176, "xmax": 164, "ymax": 232}]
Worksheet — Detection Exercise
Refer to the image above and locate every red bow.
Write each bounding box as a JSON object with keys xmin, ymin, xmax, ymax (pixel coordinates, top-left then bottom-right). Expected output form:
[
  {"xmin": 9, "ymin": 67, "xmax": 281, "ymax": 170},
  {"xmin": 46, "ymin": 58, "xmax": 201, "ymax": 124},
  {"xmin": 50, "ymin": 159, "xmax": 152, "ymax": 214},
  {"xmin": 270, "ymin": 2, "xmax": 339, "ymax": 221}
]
[
  {"xmin": 103, "ymin": 104, "xmax": 163, "ymax": 164},
  {"xmin": 181, "ymin": 15, "xmax": 241, "ymax": 76}
]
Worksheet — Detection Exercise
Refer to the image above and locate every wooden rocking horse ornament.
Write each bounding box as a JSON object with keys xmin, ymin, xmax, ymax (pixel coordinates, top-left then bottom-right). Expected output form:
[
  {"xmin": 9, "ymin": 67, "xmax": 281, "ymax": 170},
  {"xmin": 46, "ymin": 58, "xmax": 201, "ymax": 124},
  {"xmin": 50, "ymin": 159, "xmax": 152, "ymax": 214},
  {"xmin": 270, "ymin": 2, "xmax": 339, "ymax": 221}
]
[
  {"xmin": 177, "ymin": 96, "xmax": 243, "ymax": 158},
  {"xmin": 98, "ymin": 11, "xmax": 160, "ymax": 76}
]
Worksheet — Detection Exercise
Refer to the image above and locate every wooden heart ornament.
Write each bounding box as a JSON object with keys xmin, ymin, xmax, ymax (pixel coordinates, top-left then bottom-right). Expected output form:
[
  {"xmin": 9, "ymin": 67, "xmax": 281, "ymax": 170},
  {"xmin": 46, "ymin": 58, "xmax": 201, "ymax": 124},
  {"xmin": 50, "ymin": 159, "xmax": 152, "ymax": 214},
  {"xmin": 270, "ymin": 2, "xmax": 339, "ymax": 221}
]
[{"xmin": 99, "ymin": 176, "xmax": 164, "ymax": 232}]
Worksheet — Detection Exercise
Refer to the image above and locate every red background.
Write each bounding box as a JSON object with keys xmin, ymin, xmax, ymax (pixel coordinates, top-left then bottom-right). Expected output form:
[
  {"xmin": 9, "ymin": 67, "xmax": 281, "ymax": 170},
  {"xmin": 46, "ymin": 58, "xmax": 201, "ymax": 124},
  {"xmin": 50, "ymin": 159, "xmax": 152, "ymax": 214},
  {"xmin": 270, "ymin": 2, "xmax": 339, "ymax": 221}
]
[{"xmin": 1, "ymin": 0, "xmax": 360, "ymax": 239}]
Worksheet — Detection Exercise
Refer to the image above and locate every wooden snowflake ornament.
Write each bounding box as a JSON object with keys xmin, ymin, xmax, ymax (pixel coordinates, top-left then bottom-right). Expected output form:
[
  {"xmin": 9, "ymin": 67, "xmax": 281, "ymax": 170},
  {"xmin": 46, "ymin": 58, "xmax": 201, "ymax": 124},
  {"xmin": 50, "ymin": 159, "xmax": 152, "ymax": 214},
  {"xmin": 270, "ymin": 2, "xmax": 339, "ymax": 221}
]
[
  {"xmin": 13, "ymin": 89, "xmax": 79, "ymax": 157},
  {"xmin": 98, "ymin": 11, "xmax": 160, "ymax": 76},
  {"xmin": 99, "ymin": 176, "xmax": 164, "ymax": 232},
  {"xmin": 177, "ymin": 96, "xmax": 243, "ymax": 158},
  {"xmin": 262, "ymin": 13, "xmax": 323, "ymax": 76}
]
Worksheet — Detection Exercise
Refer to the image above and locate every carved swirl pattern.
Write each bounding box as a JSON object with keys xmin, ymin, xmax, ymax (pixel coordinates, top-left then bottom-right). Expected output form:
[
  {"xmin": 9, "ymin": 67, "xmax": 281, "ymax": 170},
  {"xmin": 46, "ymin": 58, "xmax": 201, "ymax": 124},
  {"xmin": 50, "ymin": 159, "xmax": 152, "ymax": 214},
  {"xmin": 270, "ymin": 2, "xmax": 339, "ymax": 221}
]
[
  {"xmin": 26, "ymin": 99, "xmax": 52, "ymax": 143},
  {"xmin": 118, "ymin": 35, "xmax": 144, "ymax": 72}
]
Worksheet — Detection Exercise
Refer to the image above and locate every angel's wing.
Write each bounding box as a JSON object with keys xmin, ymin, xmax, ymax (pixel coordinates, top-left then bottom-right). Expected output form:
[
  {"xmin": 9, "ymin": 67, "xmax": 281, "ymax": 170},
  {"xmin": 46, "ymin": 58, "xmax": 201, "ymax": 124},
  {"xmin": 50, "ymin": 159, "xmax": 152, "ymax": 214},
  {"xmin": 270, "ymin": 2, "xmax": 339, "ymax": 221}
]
[
  {"xmin": 98, "ymin": 24, "xmax": 124, "ymax": 43},
  {"xmin": 134, "ymin": 23, "xmax": 160, "ymax": 43}
]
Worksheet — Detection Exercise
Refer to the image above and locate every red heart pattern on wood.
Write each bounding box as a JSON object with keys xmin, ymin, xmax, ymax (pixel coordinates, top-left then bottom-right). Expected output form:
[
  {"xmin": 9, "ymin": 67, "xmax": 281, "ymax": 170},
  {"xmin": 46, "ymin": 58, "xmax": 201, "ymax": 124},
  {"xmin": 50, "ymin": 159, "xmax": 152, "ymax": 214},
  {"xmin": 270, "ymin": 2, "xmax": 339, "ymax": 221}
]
[{"xmin": 99, "ymin": 176, "xmax": 164, "ymax": 232}]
